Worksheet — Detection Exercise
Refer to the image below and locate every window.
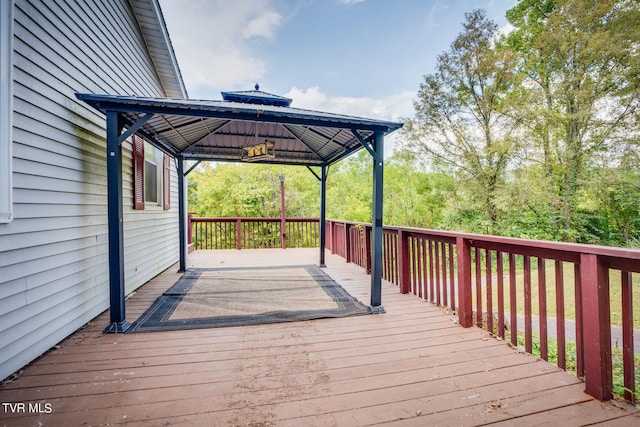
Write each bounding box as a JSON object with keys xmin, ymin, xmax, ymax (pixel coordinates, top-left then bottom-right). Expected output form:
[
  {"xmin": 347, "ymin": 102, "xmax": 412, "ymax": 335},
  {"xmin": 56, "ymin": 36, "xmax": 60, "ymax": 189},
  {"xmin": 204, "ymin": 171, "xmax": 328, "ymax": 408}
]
[
  {"xmin": 144, "ymin": 141, "xmax": 159, "ymax": 204},
  {"xmin": 0, "ymin": 0, "xmax": 13, "ymax": 223},
  {"xmin": 132, "ymin": 135, "xmax": 171, "ymax": 210}
]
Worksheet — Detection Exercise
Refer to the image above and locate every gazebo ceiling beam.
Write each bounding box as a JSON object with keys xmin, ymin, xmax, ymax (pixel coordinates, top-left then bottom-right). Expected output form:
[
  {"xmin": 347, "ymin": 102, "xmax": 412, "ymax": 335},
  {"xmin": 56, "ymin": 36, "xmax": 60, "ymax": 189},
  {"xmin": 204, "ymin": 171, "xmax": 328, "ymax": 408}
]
[
  {"xmin": 118, "ymin": 112, "xmax": 153, "ymax": 145},
  {"xmin": 351, "ymin": 129, "xmax": 375, "ymax": 158},
  {"xmin": 161, "ymin": 115, "xmax": 190, "ymax": 146},
  {"xmin": 280, "ymin": 124, "xmax": 325, "ymax": 160}
]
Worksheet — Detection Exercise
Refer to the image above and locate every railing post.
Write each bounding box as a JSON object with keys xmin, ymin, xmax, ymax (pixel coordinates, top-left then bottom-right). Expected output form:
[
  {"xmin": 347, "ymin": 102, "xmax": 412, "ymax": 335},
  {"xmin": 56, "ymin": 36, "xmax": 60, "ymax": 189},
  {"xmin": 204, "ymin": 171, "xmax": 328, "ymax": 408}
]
[
  {"xmin": 187, "ymin": 212, "xmax": 194, "ymax": 245},
  {"xmin": 456, "ymin": 237, "xmax": 473, "ymax": 327},
  {"xmin": 580, "ymin": 253, "xmax": 612, "ymax": 401},
  {"xmin": 236, "ymin": 218, "xmax": 242, "ymax": 250},
  {"xmin": 397, "ymin": 229, "xmax": 410, "ymax": 294},
  {"xmin": 345, "ymin": 222, "xmax": 352, "ymax": 263}
]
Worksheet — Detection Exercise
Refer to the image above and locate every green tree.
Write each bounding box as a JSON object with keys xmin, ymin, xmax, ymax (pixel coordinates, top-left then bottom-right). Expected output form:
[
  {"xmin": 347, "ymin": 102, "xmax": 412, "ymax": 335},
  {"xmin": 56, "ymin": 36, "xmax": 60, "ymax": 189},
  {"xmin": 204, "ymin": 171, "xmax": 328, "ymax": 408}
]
[
  {"xmin": 506, "ymin": 0, "xmax": 640, "ymax": 241},
  {"xmin": 188, "ymin": 162, "xmax": 319, "ymax": 218},
  {"xmin": 400, "ymin": 9, "xmax": 522, "ymax": 233},
  {"xmin": 384, "ymin": 155, "xmax": 454, "ymax": 228},
  {"xmin": 326, "ymin": 151, "xmax": 372, "ymax": 222}
]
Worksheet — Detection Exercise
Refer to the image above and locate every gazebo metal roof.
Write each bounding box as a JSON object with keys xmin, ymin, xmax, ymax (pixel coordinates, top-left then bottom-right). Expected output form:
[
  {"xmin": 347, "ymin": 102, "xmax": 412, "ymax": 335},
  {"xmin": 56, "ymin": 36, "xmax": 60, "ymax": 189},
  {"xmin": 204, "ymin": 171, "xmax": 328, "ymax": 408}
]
[
  {"xmin": 76, "ymin": 91, "xmax": 402, "ymax": 166},
  {"xmin": 76, "ymin": 89, "xmax": 402, "ymax": 333}
]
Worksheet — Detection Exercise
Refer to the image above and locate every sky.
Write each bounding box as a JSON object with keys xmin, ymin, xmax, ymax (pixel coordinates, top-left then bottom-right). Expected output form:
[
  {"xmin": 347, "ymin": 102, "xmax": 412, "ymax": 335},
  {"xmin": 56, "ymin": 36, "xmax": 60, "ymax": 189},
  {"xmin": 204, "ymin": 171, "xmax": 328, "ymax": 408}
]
[{"xmin": 158, "ymin": 0, "xmax": 517, "ymax": 131}]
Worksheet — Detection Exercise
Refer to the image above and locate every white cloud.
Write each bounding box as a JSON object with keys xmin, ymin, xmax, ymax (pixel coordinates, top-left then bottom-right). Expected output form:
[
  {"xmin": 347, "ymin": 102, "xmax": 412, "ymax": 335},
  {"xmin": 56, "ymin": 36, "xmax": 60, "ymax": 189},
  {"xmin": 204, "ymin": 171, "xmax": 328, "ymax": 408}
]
[
  {"xmin": 160, "ymin": 0, "xmax": 283, "ymax": 93},
  {"xmin": 242, "ymin": 11, "xmax": 283, "ymax": 39},
  {"xmin": 498, "ymin": 23, "xmax": 515, "ymax": 37},
  {"xmin": 425, "ymin": 2, "xmax": 449, "ymax": 29},
  {"xmin": 285, "ymin": 86, "xmax": 414, "ymax": 123},
  {"xmin": 285, "ymin": 86, "xmax": 413, "ymax": 155}
]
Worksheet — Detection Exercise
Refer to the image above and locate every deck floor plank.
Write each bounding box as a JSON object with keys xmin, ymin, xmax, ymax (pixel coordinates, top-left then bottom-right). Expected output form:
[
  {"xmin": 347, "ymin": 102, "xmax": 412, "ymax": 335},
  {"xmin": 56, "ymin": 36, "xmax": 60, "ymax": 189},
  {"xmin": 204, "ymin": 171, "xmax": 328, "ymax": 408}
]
[{"xmin": 1, "ymin": 248, "xmax": 638, "ymax": 426}]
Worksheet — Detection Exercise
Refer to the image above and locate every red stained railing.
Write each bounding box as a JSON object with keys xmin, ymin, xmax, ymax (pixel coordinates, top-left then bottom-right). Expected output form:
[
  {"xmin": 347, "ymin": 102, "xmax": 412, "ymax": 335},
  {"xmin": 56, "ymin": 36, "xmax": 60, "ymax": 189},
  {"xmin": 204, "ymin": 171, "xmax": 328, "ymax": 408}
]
[
  {"xmin": 188, "ymin": 215, "xmax": 639, "ymax": 402},
  {"xmin": 190, "ymin": 216, "xmax": 319, "ymax": 250},
  {"xmin": 324, "ymin": 219, "xmax": 640, "ymax": 404}
]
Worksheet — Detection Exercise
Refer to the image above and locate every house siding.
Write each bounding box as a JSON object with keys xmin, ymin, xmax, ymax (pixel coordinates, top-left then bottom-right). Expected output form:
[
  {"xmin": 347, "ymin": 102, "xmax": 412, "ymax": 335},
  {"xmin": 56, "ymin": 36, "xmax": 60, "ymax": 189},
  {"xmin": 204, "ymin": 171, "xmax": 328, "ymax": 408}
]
[{"xmin": 0, "ymin": 0, "xmax": 180, "ymax": 380}]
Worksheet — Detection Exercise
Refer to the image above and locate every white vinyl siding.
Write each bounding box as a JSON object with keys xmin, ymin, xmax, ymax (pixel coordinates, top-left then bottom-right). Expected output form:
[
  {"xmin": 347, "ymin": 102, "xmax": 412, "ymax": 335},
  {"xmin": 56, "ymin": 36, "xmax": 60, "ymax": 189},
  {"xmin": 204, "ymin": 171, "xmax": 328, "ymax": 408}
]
[
  {"xmin": 0, "ymin": 0, "xmax": 13, "ymax": 223},
  {"xmin": 0, "ymin": 0, "xmax": 180, "ymax": 381}
]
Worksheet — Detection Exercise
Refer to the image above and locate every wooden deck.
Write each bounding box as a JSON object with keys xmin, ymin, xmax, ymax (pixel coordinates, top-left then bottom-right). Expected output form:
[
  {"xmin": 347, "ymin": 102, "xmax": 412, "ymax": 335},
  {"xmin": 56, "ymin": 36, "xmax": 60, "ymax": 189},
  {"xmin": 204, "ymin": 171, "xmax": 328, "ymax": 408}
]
[{"xmin": 1, "ymin": 249, "xmax": 639, "ymax": 426}]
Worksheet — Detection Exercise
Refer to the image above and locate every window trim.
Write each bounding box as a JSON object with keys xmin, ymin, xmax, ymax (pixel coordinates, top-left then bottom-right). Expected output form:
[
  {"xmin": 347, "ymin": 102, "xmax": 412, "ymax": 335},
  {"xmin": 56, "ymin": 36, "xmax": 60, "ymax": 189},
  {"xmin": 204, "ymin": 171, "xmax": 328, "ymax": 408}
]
[
  {"xmin": 0, "ymin": 0, "xmax": 13, "ymax": 223},
  {"xmin": 162, "ymin": 154, "xmax": 171, "ymax": 210},
  {"xmin": 132, "ymin": 136, "xmax": 171, "ymax": 211},
  {"xmin": 144, "ymin": 142, "xmax": 158, "ymax": 204}
]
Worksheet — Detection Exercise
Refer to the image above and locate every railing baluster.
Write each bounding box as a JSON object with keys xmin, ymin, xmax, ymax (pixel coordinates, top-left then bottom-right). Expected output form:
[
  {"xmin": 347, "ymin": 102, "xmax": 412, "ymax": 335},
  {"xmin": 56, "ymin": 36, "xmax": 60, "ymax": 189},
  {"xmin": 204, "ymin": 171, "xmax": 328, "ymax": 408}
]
[
  {"xmin": 575, "ymin": 263, "xmax": 585, "ymax": 379},
  {"xmin": 497, "ymin": 251, "xmax": 504, "ymax": 339},
  {"xmin": 486, "ymin": 249, "xmax": 493, "ymax": 334},
  {"xmin": 392, "ymin": 233, "xmax": 398, "ymax": 284},
  {"xmin": 193, "ymin": 221, "xmax": 198, "ymax": 249},
  {"xmin": 621, "ymin": 271, "xmax": 635, "ymax": 403},
  {"xmin": 538, "ymin": 257, "xmax": 548, "ymax": 361},
  {"xmin": 524, "ymin": 255, "xmax": 532, "ymax": 354},
  {"xmin": 510, "ymin": 253, "xmax": 518, "ymax": 347},
  {"xmin": 417, "ymin": 239, "xmax": 423, "ymax": 300},
  {"xmin": 449, "ymin": 243, "xmax": 455, "ymax": 311},
  {"xmin": 429, "ymin": 239, "xmax": 436, "ymax": 302},
  {"xmin": 475, "ymin": 248, "xmax": 482, "ymax": 327},
  {"xmin": 207, "ymin": 221, "xmax": 210, "ymax": 249},
  {"xmin": 435, "ymin": 241, "xmax": 441, "ymax": 306},
  {"xmin": 416, "ymin": 238, "xmax": 422, "ymax": 298},
  {"xmin": 411, "ymin": 236, "xmax": 418, "ymax": 296},
  {"xmin": 398, "ymin": 230, "xmax": 410, "ymax": 294},
  {"xmin": 344, "ymin": 223, "xmax": 353, "ymax": 263},
  {"xmin": 420, "ymin": 238, "xmax": 427, "ymax": 299},
  {"xmin": 420, "ymin": 239, "xmax": 425, "ymax": 300},
  {"xmin": 365, "ymin": 225, "xmax": 372, "ymax": 274},
  {"xmin": 390, "ymin": 233, "xmax": 394, "ymax": 282},
  {"xmin": 441, "ymin": 241, "xmax": 447, "ymax": 307},
  {"xmin": 391, "ymin": 233, "xmax": 396, "ymax": 284},
  {"xmin": 555, "ymin": 260, "xmax": 566, "ymax": 370}
]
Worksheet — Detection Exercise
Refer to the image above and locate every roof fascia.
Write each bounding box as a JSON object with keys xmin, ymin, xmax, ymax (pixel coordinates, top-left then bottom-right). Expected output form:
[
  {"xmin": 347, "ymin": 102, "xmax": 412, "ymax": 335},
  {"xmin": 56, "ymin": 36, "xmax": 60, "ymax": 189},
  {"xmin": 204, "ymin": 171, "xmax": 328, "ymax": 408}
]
[
  {"xmin": 130, "ymin": 0, "xmax": 188, "ymax": 98},
  {"xmin": 77, "ymin": 95, "xmax": 401, "ymax": 134}
]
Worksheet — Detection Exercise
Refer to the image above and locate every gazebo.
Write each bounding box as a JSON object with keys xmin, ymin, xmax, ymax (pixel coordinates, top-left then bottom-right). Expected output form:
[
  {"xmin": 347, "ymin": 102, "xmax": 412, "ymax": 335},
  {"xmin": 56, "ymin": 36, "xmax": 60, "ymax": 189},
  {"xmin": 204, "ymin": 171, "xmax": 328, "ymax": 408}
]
[{"xmin": 76, "ymin": 87, "xmax": 403, "ymax": 332}]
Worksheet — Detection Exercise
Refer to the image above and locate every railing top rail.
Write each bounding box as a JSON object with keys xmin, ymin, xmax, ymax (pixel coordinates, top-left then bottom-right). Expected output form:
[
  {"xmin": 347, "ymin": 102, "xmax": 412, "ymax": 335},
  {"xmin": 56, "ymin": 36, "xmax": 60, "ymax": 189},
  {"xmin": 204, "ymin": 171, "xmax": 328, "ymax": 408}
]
[
  {"xmin": 192, "ymin": 217, "xmax": 319, "ymax": 223},
  {"xmin": 192, "ymin": 216, "xmax": 640, "ymax": 266},
  {"xmin": 328, "ymin": 219, "xmax": 640, "ymax": 268}
]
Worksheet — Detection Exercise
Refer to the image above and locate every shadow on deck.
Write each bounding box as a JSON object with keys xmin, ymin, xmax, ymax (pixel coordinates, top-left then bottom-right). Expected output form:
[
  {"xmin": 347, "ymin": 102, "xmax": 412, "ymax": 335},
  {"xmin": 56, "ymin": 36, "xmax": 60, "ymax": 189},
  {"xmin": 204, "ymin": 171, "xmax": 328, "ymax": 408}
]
[{"xmin": 1, "ymin": 249, "xmax": 638, "ymax": 426}]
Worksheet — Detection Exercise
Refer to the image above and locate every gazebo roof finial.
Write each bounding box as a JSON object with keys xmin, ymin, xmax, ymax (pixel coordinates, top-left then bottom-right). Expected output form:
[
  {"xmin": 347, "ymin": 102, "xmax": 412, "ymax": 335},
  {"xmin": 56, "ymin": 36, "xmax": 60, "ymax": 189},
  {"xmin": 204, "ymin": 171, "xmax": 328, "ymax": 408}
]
[{"xmin": 221, "ymin": 85, "xmax": 293, "ymax": 107}]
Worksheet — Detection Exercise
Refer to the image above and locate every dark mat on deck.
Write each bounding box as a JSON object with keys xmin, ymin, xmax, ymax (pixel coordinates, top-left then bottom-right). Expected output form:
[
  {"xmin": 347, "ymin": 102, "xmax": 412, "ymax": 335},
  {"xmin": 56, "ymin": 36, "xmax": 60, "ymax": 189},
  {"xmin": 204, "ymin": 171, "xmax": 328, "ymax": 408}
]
[{"xmin": 127, "ymin": 265, "xmax": 370, "ymax": 333}]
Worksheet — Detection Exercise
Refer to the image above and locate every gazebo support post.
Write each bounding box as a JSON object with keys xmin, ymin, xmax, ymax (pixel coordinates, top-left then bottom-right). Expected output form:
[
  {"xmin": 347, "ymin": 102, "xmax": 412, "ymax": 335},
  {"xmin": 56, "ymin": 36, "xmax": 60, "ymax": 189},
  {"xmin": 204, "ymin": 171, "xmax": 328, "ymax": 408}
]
[
  {"xmin": 370, "ymin": 131, "xmax": 385, "ymax": 313},
  {"xmin": 319, "ymin": 164, "xmax": 327, "ymax": 267},
  {"xmin": 177, "ymin": 156, "xmax": 186, "ymax": 273},
  {"xmin": 104, "ymin": 110, "xmax": 131, "ymax": 333}
]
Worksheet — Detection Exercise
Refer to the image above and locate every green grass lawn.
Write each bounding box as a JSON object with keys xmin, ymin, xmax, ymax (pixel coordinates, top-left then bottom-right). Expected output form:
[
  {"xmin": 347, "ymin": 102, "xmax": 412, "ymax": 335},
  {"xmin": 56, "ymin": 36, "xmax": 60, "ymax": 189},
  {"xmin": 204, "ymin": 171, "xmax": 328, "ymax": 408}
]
[
  {"xmin": 514, "ymin": 331, "xmax": 640, "ymax": 404},
  {"xmin": 468, "ymin": 254, "xmax": 640, "ymax": 326}
]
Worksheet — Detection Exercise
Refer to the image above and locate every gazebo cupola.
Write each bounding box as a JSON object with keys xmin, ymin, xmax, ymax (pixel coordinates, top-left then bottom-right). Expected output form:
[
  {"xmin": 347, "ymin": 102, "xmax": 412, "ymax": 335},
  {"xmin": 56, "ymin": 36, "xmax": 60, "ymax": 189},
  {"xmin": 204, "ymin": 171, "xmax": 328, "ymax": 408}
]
[{"xmin": 221, "ymin": 84, "xmax": 292, "ymax": 107}]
